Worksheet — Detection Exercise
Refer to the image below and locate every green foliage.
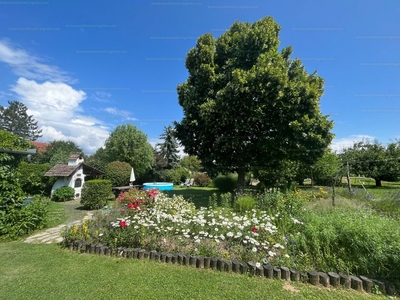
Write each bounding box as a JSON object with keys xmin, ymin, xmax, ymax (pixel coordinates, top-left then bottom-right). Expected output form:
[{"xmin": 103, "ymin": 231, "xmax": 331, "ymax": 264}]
[
  {"xmin": 208, "ymin": 193, "xmax": 218, "ymax": 209},
  {"xmin": 52, "ymin": 186, "xmax": 75, "ymax": 202},
  {"xmin": 253, "ymin": 160, "xmax": 301, "ymax": 190},
  {"xmin": 85, "ymin": 147, "xmax": 108, "ymax": 172},
  {"xmin": 35, "ymin": 140, "xmax": 83, "ymax": 166},
  {"xmin": 80, "ymin": 180, "xmax": 113, "ymax": 210},
  {"xmin": 104, "ymin": 124, "xmax": 154, "ymax": 177},
  {"xmin": 0, "ymin": 195, "xmax": 49, "ymax": 241},
  {"xmin": 104, "ymin": 161, "xmax": 132, "ymax": 187},
  {"xmin": 0, "ymin": 100, "xmax": 42, "ymax": 141},
  {"xmin": 175, "ymin": 16, "xmax": 334, "ymax": 192},
  {"xmin": 0, "ymin": 129, "xmax": 31, "ymax": 151},
  {"xmin": 292, "ymin": 207, "xmax": 400, "ymax": 280},
  {"xmin": 164, "ymin": 167, "xmax": 190, "ymax": 185},
  {"xmin": 220, "ymin": 192, "xmax": 232, "ymax": 208},
  {"xmin": 193, "ymin": 173, "xmax": 211, "ymax": 187},
  {"xmin": 341, "ymin": 139, "xmax": 400, "ymax": 187},
  {"xmin": 156, "ymin": 125, "xmax": 180, "ymax": 169},
  {"xmin": 233, "ymin": 195, "xmax": 257, "ymax": 213},
  {"xmin": 179, "ymin": 155, "xmax": 202, "ymax": 173},
  {"xmin": 18, "ymin": 161, "xmax": 55, "ymax": 195},
  {"xmin": 213, "ymin": 173, "xmax": 237, "ymax": 193}
]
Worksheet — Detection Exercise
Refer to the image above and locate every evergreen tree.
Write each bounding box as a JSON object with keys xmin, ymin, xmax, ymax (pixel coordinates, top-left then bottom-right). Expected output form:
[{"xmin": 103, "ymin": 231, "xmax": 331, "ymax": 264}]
[
  {"xmin": 156, "ymin": 125, "xmax": 180, "ymax": 169},
  {"xmin": 0, "ymin": 101, "xmax": 42, "ymax": 141}
]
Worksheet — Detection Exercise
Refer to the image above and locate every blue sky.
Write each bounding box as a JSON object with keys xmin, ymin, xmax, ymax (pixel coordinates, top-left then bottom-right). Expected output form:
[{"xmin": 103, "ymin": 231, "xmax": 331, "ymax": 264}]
[{"xmin": 0, "ymin": 0, "xmax": 399, "ymax": 155}]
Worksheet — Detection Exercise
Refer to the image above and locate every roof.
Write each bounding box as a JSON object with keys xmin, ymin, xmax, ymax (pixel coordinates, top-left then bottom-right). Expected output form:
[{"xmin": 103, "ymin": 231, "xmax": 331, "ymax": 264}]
[
  {"xmin": 44, "ymin": 162, "xmax": 104, "ymax": 177},
  {"xmin": 31, "ymin": 141, "xmax": 50, "ymax": 154},
  {"xmin": 68, "ymin": 152, "xmax": 83, "ymax": 160}
]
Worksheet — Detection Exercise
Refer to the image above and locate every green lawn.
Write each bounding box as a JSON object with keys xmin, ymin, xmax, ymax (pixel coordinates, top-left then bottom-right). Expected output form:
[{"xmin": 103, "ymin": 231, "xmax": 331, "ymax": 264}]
[
  {"xmin": 0, "ymin": 242, "xmax": 384, "ymax": 300},
  {"xmin": 164, "ymin": 186, "xmax": 220, "ymax": 208}
]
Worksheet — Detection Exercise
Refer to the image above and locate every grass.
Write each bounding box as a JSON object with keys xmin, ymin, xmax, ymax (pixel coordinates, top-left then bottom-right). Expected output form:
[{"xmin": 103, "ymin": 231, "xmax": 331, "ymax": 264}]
[
  {"xmin": 0, "ymin": 241, "xmax": 386, "ymax": 300},
  {"xmin": 46, "ymin": 201, "xmax": 67, "ymax": 228},
  {"xmin": 164, "ymin": 186, "xmax": 221, "ymax": 208}
]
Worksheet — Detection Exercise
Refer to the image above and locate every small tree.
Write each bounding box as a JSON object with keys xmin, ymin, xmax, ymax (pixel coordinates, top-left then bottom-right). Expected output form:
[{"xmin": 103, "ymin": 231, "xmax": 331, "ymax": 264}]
[
  {"xmin": 104, "ymin": 124, "xmax": 154, "ymax": 177},
  {"xmin": 105, "ymin": 161, "xmax": 132, "ymax": 187},
  {"xmin": 0, "ymin": 100, "xmax": 42, "ymax": 141},
  {"xmin": 156, "ymin": 125, "xmax": 180, "ymax": 169},
  {"xmin": 36, "ymin": 140, "xmax": 83, "ymax": 166}
]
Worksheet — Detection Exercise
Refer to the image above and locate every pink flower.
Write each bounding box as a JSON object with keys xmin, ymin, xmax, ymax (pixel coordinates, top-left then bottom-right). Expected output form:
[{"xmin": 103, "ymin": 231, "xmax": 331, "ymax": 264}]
[
  {"xmin": 127, "ymin": 202, "xmax": 133, "ymax": 210},
  {"xmin": 251, "ymin": 227, "xmax": 257, "ymax": 233},
  {"xmin": 119, "ymin": 220, "xmax": 127, "ymax": 228}
]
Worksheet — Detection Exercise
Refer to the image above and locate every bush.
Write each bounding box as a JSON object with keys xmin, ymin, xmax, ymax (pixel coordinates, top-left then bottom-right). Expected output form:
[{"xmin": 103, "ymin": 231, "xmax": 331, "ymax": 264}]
[
  {"xmin": 194, "ymin": 173, "xmax": 211, "ymax": 187},
  {"xmin": 233, "ymin": 195, "xmax": 257, "ymax": 213},
  {"xmin": 52, "ymin": 186, "xmax": 75, "ymax": 202},
  {"xmin": 164, "ymin": 167, "xmax": 190, "ymax": 185},
  {"xmin": 213, "ymin": 173, "xmax": 238, "ymax": 193},
  {"xmin": 18, "ymin": 162, "xmax": 55, "ymax": 196},
  {"xmin": 81, "ymin": 180, "xmax": 113, "ymax": 210},
  {"xmin": 0, "ymin": 195, "xmax": 49, "ymax": 241},
  {"xmin": 105, "ymin": 161, "xmax": 132, "ymax": 187}
]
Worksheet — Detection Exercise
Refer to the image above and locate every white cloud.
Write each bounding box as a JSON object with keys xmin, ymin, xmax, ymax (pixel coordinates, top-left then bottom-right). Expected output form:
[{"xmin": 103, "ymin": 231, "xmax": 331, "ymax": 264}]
[
  {"xmin": 103, "ymin": 107, "xmax": 137, "ymax": 121},
  {"xmin": 11, "ymin": 78, "xmax": 110, "ymax": 154},
  {"xmin": 0, "ymin": 39, "xmax": 74, "ymax": 83},
  {"xmin": 330, "ymin": 135, "xmax": 375, "ymax": 153}
]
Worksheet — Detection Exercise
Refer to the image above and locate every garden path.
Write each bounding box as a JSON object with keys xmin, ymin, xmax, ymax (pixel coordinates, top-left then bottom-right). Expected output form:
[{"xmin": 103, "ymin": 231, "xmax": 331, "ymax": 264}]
[{"xmin": 24, "ymin": 212, "xmax": 93, "ymax": 244}]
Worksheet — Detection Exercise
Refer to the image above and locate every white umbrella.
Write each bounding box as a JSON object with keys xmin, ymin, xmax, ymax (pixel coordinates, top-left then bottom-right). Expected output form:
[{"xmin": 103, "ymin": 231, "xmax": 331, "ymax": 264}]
[{"xmin": 130, "ymin": 167, "xmax": 136, "ymax": 183}]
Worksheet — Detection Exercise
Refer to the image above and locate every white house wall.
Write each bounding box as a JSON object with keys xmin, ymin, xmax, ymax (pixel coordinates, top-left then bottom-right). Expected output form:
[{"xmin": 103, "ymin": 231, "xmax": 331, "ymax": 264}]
[{"xmin": 50, "ymin": 166, "xmax": 85, "ymax": 199}]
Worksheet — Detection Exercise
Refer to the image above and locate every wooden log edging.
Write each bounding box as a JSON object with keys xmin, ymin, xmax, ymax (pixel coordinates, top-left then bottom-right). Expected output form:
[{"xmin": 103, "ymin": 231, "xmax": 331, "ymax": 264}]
[{"xmin": 66, "ymin": 241, "xmax": 396, "ymax": 296}]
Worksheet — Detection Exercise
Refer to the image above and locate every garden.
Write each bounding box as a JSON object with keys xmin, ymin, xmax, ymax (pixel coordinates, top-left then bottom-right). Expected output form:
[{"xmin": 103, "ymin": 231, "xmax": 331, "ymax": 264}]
[{"xmin": 61, "ymin": 179, "xmax": 400, "ymax": 295}]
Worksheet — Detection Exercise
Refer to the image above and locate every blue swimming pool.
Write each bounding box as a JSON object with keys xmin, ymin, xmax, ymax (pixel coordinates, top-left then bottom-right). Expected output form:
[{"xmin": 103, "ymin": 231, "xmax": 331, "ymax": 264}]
[{"xmin": 143, "ymin": 182, "xmax": 174, "ymax": 191}]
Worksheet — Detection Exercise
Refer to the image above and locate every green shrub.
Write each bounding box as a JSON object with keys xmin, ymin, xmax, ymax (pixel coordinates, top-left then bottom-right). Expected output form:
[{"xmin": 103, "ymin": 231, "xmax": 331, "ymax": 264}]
[
  {"xmin": 18, "ymin": 161, "xmax": 55, "ymax": 195},
  {"xmin": 220, "ymin": 192, "xmax": 232, "ymax": 208},
  {"xmin": 81, "ymin": 180, "xmax": 113, "ymax": 210},
  {"xmin": 164, "ymin": 167, "xmax": 190, "ymax": 185},
  {"xmin": 194, "ymin": 173, "xmax": 211, "ymax": 187},
  {"xmin": 233, "ymin": 195, "xmax": 256, "ymax": 213},
  {"xmin": 213, "ymin": 173, "xmax": 237, "ymax": 193},
  {"xmin": 105, "ymin": 161, "xmax": 132, "ymax": 187},
  {"xmin": 0, "ymin": 195, "xmax": 49, "ymax": 241},
  {"xmin": 52, "ymin": 186, "xmax": 75, "ymax": 202}
]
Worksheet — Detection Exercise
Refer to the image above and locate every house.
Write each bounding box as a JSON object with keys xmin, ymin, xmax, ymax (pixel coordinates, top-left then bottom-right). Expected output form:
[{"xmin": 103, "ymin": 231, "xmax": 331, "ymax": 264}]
[
  {"xmin": 31, "ymin": 141, "xmax": 50, "ymax": 154},
  {"xmin": 44, "ymin": 152, "xmax": 104, "ymax": 198}
]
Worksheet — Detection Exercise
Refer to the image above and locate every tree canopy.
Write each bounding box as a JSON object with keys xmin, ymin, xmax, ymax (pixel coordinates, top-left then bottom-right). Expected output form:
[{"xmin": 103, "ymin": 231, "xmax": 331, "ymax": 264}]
[
  {"xmin": 104, "ymin": 124, "xmax": 154, "ymax": 177},
  {"xmin": 35, "ymin": 140, "xmax": 83, "ymax": 166},
  {"xmin": 0, "ymin": 101, "xmax": 42, "ymax": 141},
  {"xmin": 175, "ymin": 16, "xmax": 334, "ymax": 191},
  {"xmin": 156, "ymin": 125, "xmax": 180, "ymax": 169},
  {"xmin": 341, "ymin": 139, "xmax": 400, "ymax": 187}
]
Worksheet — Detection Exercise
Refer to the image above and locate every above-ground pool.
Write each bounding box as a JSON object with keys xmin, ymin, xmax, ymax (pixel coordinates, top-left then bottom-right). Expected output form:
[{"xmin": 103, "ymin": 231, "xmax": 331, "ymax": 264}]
[{"xmin": 143, "ymin": 182, "xmax": 174, "ymax": 191}]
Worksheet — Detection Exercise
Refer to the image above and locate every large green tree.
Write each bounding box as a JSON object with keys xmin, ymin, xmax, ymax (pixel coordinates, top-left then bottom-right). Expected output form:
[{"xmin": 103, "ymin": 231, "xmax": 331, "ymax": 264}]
[
  {"xmin": 175, "ymin": 16, "xmax": 334, "ymax": 191},
  {"xmin": 341, "ymin": 139, "xmax": 400, "ymax": 187},
  {"xmin": 104, "ymin": 124, "xmax": 154, "ymax": 177},
  {"xmin": 36, "ymin": 140, "xmax": 83, "ymax": 166},
  {"xmin": 0, "ymin": 101, "xmax": 42, "ymax": 141},
  {"xmin": 156, "ymin": 125, "xmax": 180, "ymax": 169}
]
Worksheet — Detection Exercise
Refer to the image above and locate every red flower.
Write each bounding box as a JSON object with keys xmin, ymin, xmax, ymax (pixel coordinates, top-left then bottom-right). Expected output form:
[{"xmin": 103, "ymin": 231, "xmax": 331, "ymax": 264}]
[
  {"xmin": 119, "ymin": 220, "xmax": 127, "ymax": 228},
  {"xmin": 120, "ymin": 209, "xmax": 125, "ymax": 214},
  {"xmin": 127, "ymin": 202, "xmax": 134, "ymax": 209},
  {"xmin": 133, "ymin": 203, "xmax": 139, "ymax": 210},
  {"xmin": 251, "ymin": 227, "xmax": 257, "ymax": 233}
]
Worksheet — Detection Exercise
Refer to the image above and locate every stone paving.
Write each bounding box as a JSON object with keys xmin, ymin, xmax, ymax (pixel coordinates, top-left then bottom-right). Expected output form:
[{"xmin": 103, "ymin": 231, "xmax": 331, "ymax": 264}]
[{"xmin": 24, "ymin": 213, "xmax": 93, "ymax": 244}]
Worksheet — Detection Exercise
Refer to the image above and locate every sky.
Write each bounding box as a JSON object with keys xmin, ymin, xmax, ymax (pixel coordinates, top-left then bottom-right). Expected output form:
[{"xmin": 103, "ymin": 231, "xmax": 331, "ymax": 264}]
[{"xmin": 0, "ymin": 0, "xmax": 399, "ymax": 155}]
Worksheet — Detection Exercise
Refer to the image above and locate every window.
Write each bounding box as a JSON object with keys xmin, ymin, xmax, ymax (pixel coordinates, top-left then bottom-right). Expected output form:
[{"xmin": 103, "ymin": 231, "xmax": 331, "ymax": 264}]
[{"xmin": 74, "ymin": 178, "xmax": 82, "ymax": 188}]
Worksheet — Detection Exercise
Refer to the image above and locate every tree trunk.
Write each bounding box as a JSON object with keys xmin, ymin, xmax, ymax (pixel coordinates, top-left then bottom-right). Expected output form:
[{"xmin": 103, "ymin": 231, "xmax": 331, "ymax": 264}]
[
  {"xmin": 237, "ymin": 167, "xmax": 246, "ymax": 194},
  {"xmin": 375, "ymin": 178, "xmax": 382, "ymax": 187}
]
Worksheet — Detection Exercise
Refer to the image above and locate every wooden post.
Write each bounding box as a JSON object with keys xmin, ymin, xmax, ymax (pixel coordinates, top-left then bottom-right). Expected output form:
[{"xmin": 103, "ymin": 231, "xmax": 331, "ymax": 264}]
[
  {"xmin": 319, "ymin": 272, "xmax": 329, "ymax": 287},
  {"xmin": 224, "ymin": 260, "xmax": 232, "ymax": 273},
  {"xmin": 359, "ymin": 276, "xmax": 373, "ymax": 293},
  {"xmin": 264, "ymin": 264, "xmax": 273, "ymax": 279},
  {"xmin": 372, "ymin": 279, "xmax": 386, "ymax": 294},
  {"xmin": 328, "ymin": 272, "xmax": 340, "ymax": 288},
  {"xmin": 346, "ymin": 161, "xmax": 352, "ymax": 194},
  {"xmin": 196, "ymin": 256, "xmax": 204, "ymax": 269},
  {"xmin": 232, "ymin": 259, "xmax": 241, "ymax": 273},
  {"xmin": 217, "ymin": 259, "xmax": 226, "ymax": 272},
  {"xmin": 308, "ymin": 271, "xmax": 319, "ymax": 286},
  {"xmin": 203, "ymin": 257, "xmax": 211, "ymax": 269},
  {"xmin": 281, "ymin": 267, "xmax": 290, "ymax": 281},
  {"xmin": 273, "ymin": 267, "xmax": 281, "ymax": 280},
  {"xmin": 290, "ymin": 269, "xmax": 300, "ymax": 281},
  {"xmin": 240, "ymin": 262, "xmax": 248, "ymax": 274},
  {"xmin": 210, "ymin": 257, "xmax": 218, "ymax": 270},
  {"xmin": 351, "ymin": 276, "xmax": 363, "ymax": 292},
  {"xmin": 166, "ymin": 254, "xmax": 173, "ymax": 263},
  {"xmin": 247, "ymin": 261, "xmax": 256, "ymax": 276},
  {"xmin": 189, "ymin": 255, "xmax": 197, "ymax": 267},
  {"xmin": 339, "ymin": 272, "xmax": 351, "ymax": 289}
]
